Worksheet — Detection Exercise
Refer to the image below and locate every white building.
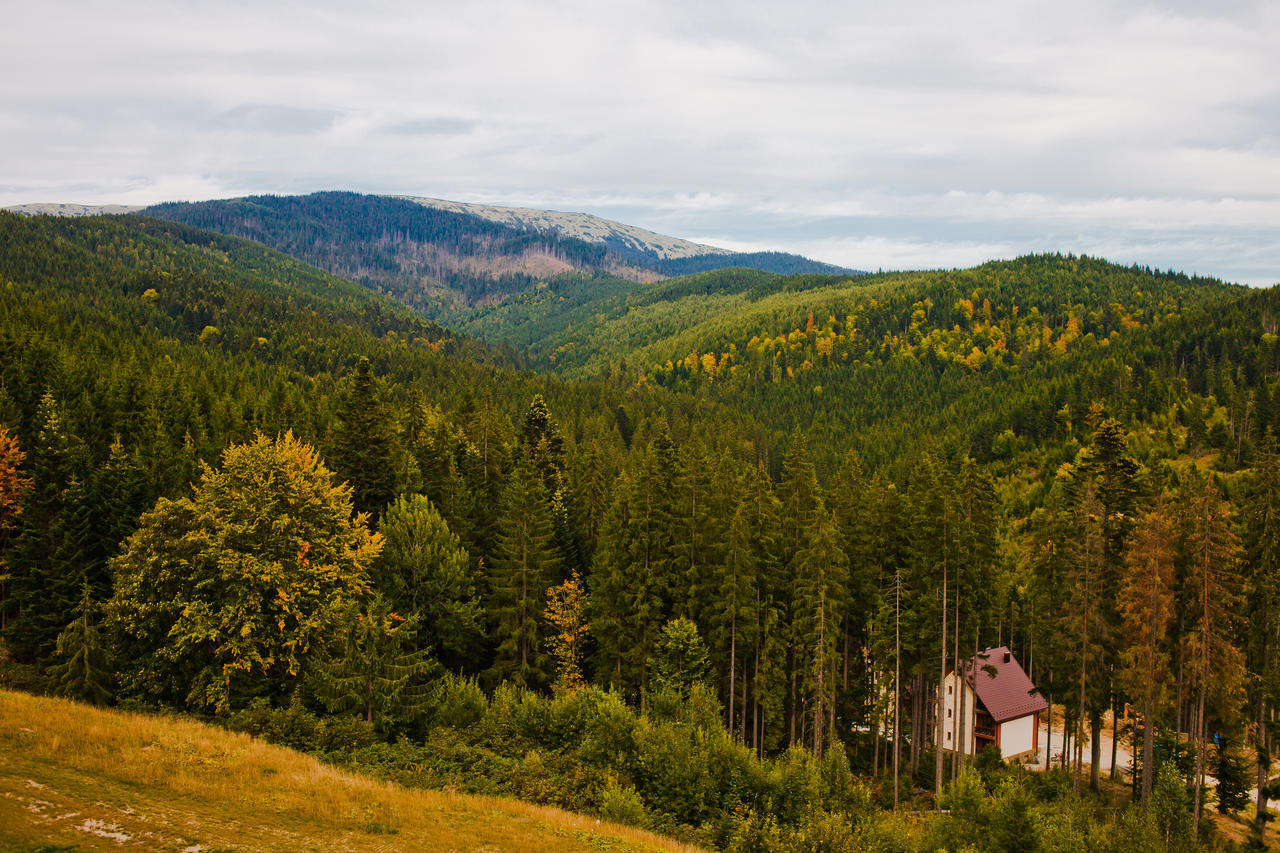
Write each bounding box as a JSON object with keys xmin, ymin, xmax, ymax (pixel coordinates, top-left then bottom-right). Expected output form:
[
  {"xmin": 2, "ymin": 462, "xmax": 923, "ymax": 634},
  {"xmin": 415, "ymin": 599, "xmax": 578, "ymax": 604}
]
[{"xmin": 940, "ymin": 646, "xmax": 1046, "ymax": 761}]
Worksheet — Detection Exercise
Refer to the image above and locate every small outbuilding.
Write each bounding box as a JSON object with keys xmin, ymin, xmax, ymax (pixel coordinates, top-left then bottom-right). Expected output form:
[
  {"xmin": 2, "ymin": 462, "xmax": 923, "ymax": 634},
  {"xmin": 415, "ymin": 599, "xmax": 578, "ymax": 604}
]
[{"xmin": 941, "ymin": 646, "xmax": 1047, "ymax": 760}]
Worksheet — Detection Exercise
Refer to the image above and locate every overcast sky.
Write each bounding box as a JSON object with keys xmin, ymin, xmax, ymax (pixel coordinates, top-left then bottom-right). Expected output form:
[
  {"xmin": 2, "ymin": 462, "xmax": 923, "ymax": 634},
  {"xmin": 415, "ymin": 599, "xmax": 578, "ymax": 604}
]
[{"xmin": 3, "ymin": 1, "xmax": 1278, "ymax": 284}]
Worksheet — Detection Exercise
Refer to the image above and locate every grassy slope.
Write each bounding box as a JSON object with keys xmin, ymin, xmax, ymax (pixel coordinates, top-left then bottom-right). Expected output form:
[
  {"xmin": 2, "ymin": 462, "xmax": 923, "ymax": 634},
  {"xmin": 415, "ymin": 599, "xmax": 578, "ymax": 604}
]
[{"xmin": 0, "ymin": 690, "xmax": 700, "ymax": 853}]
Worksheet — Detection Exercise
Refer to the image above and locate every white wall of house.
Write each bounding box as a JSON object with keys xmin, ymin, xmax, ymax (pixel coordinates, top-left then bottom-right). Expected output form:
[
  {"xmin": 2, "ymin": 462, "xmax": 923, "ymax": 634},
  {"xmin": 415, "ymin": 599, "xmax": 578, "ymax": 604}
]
[
  {"xmin": 998, "ymin": 713, "xmax": 1037, "ymax": 759},
  {"xmin": 941, "ymin": 671, "xmax": 977, "ymax": 755}
]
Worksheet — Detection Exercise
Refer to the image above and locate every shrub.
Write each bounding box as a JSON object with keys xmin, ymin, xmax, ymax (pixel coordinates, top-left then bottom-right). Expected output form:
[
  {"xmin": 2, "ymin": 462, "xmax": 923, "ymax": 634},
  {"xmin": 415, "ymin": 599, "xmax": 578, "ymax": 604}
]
[
  {"xmin": 598, "ymin": 774, "xmax": 649, "ymax": 828},
  {"xmin": 427, "ymin": 673, "xmax": 487, "ymax": 729}
]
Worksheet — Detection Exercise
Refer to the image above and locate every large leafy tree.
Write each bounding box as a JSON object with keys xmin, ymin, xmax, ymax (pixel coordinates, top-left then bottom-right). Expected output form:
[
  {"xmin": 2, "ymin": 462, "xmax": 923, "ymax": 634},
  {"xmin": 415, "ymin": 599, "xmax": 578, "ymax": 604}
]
[{"xmin": 107, "ymin": 432, "xmax": 381, "ymax": 712}]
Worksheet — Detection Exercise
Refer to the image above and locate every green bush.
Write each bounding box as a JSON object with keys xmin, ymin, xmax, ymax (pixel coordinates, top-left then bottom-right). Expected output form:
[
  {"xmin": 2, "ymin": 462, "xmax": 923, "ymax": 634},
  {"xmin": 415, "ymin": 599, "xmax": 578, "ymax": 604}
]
[
  {"xmin": 598, "ymin": 774, "xmax": 649, "ymax": 828},
  {"xmin": 427, "ymin": 673, "xmax": 486, "ymax": 729}
]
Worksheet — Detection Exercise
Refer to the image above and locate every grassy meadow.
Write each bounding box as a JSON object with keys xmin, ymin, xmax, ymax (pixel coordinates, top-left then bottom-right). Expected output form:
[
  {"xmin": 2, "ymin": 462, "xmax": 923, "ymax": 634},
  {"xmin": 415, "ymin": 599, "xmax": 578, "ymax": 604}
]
[{"xmin": 0, "ymin": 689, "xmax": 702, "ymax": 852}]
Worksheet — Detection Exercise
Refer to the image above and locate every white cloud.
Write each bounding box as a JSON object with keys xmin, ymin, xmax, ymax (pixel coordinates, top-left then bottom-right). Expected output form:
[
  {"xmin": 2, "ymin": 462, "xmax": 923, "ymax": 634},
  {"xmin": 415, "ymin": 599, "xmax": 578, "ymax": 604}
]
[{"xmin": 1, "ymin": 0, "xmax": 1277, "ymax": 284}]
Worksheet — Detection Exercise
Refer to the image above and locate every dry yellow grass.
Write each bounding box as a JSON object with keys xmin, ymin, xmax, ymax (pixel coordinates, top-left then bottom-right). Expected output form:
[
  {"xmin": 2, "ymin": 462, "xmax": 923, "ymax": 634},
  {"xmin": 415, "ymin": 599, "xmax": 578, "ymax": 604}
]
[{"xmin": 0, "ymin": 689, "xmax": 703, "ymax": 852}]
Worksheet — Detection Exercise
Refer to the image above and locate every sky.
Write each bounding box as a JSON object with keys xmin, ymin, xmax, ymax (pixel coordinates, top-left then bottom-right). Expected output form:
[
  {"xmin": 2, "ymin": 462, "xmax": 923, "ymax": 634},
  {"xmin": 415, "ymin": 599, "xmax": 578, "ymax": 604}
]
[{"xmin": 2, "ymin": 0, "xmax": 1278, "ymax": 284}]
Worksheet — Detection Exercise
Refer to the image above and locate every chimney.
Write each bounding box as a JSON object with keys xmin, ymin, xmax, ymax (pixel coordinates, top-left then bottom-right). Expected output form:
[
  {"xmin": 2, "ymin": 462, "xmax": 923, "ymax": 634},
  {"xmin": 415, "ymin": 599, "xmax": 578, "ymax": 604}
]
[{"xmin": 1003, "ymin": 651, "xmax": 1010, "ymax": 663}]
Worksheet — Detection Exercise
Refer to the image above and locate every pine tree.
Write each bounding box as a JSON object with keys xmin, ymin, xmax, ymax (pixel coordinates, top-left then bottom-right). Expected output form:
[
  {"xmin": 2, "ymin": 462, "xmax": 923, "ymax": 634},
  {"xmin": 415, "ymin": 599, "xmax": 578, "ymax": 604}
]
[
  {"xmin": 1078, "ymin": 417, "xmax": 1141, "ymax": 785},
  {"xmin": 714, "ymin": 499, "xmax": 760, "ymax": 739},
  {"xmin": 651, "ymin": 617, "xmax": 710, "ymax": 698},
  {"xmin": 331, "ymin": 357, "xmax": 400, "ymax": 516},
  {"xmin": 487, "ymin": 459, "xmax": 560, "ymax": 688},
  {"xmin": 778, "ymin": 430, "xmax": 824, "ymax": 746},
  {"xmin": 315, "ymin": 595, "xmax": 436, "ymax": 726},
  {"xmin": 8, "ymin": 391, "xmax": 87, "ymax": 658},
  {"xmin": 745, "ymin": 460, "xmax": 784, "ymax": 754},
  {"xmin": 46, "ymin": 582, "xmax": 113, "ymax": 705},
  {"xmin": 1242, "ymin": 431, "xmax": 1280, "ymax": 826},
  {"xmin": 573, "ymin": 441, "xmax": 609, "ymax": 560},
  {"xmin": 588, "ymin": 431, "xmax": 679, "ymax": 700},
  {"xmin": 794, "ymin": 512, "xmax": 849, "ymax": 756},
  {"xmin": 374, "ymin": 493, "xmax": 481, "ymax": 668},
  {"xmin": 1179, "ymin": 472, "xmax": 1246, "ymax": 834},
  {"xmin": 518, "ymin": 395, "xmax": 577, "ymax": 572},
  {"xmin": 1065, "ymin": 479, "xmax": 1105, "ymax": 794},
  {"xmin": 1117, "ymin": 501, "xmax": 1176, "ymax": 806}
]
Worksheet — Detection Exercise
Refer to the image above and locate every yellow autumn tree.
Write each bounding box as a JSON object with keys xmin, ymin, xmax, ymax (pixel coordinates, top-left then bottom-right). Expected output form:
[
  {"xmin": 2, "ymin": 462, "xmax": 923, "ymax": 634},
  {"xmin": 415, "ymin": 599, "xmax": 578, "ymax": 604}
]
[
  {"xmin": 108, "ymin": 432, "xmax": 381, "ymax": 712},
  {"xmin": 544, "ymin": 571, "xmax": 589, "ymax": 693}
]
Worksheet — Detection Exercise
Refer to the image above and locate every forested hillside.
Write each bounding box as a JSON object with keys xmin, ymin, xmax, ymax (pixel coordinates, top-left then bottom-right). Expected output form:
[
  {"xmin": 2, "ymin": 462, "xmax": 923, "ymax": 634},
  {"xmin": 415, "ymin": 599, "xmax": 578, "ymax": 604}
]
[
  {"xmin": 458, "ymin": 254, "xmax": 1265, "ymax": 475},
  {"xmin": 140, "ymin": 192, "xmax": 853, "ymax": 326},
  {"xmin": 2, "ymin": 210, "xmax": 1279, "ymax": 851}
]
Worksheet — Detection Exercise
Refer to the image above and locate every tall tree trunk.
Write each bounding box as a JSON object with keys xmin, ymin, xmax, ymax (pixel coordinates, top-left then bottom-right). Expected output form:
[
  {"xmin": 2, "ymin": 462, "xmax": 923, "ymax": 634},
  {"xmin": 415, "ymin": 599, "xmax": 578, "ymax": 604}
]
[
  {"xmin": 951, "ymin": 588, "xmax": 960, "ymax": 782},
  {"xmin": 753, "ymin": 639, "xmax": 762, "ymax": 755},
  {"xmin": 1077, "ymin": 621, "xmax": 1088, "ymax": 794},
  {"xmin": 894, "ymin": 570, "xmax": 901, "ymax": 810},
  {"xmin": 814, "ymin": 588, "xmax": 826, "ymax": 758},
  {"xmin": 789, "ymin": 645, "xmax": 797, "ymax": 746},
  {"xmin": 1044, "ymin": 694, "xmax": 1053, "ymax": 771},
  {"xmin": 1257, "ymin": 697, "xmax": 1270, "ymax": 827},
  {"xmin": 874, "ymin": 717, "xmax": 881, "ymax": 775},
  {"xmin": 1141, "ymin": 694, "xmax": 1155, "ymax": 807},
  {"xmin": 1193, "ymin": 685, "xmax": 1207, "ymax": 836},
  {"xmin": 1090, "ymin": 712, "xmax": 1102, "ymax": 792},
  {"xmin": 936, "ymin": 562, "xmax": 947, "ymax": 802},
  {"xmin": 1109, "ymin": 699, "xmax": 1119, "ymax": 781},
  {"xmin": 728, "ymin": 607, "xmax": 737, "ymax": 736},
  {"xmin": 1175, "ymin": 621, "xmax": 1185, "ymax": 740}
]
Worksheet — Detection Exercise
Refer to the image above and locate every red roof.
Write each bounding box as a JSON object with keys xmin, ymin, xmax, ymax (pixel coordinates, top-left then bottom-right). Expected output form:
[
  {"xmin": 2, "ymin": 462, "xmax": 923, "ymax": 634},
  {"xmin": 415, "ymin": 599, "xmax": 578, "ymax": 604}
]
[{"xmin": 961, "ymin": 646, "xmax": 1048, "ymax": 723}]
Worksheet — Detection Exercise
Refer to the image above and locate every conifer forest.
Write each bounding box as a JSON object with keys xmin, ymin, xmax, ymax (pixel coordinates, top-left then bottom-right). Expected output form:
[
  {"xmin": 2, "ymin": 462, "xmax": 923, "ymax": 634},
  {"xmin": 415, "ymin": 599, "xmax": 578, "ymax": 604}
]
[{"xmin": 2, "ymin": 203, "xmax": 1280, "ymax": 852}]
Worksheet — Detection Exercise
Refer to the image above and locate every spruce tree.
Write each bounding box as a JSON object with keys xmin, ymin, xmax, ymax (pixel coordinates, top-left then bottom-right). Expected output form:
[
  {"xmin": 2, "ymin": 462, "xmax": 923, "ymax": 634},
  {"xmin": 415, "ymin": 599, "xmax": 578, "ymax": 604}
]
[
  {"xmin": 588, "ymin": 430, "xmax": 679, "ymax": 700},
  {"xmin": 1243, "ymin": 431, "xmax": 1280, "ymax": 825},
  {"xmin": 315, "ymin": 594, "xmax": 436, "ymax": 726},
  {"xmin": 1117, "ymin": 501, "xmax": 1176, "ymax": 806},
  {"xmin": 651, "ymin": 616, "xmax": 710, "ymax": 698},
  {"xmin": 794, "ymin": 511, "xmax": 849, "ymax": 756},
  {"xmin": 1179, "ymin": 471, "xmax": 1246, "ymax": 834},
  {"xmin": 7, "ymin": 392, "xmax": 87, "ymax": 659},
  {"xmin": 374, "ymin": 493, "xmax": 481, "ymax": 668},
  {"xmin": 331, "ymin": 357, "xmax": 400, "ymax": 516},
  {"xmin": 714, "ymin": 500, "xmax": 760, "ymax": 738},
  {"xmin": 46, "ymin": 582, "xmax": 113, "ymax": 706},
  {"xmin": 777, "ymin": 429, "xmax": 824, "ymax": 746},
  {"xmin": 487, "ymin": 458, "xmax": 560, "ymax": 688}
]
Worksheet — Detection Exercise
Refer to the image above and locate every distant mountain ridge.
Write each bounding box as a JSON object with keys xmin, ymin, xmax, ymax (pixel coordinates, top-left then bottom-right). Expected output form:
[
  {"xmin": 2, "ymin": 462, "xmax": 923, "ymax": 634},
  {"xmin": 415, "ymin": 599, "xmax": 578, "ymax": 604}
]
[
  {"xmin": 131, "ymin": 192, "xmax": 856, "ymax": 321},
  {"xmin": 5, "ymin": 192, "xmax": 854, "ymax": 276},
  {"xmin": 5, "ymin": 202, "xmax": 144, "ymax": 216},
  {"xmin": 398, "ymin": 195, "xmax": 726, "ymax": 261}
]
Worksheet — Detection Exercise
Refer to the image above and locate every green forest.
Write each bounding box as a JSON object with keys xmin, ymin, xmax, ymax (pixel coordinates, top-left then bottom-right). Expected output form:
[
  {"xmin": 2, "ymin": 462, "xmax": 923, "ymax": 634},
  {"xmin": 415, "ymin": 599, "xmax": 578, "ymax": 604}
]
[{"xmin": 2, "ymin": 208, "xmax": 1279, "ymax": 852}]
